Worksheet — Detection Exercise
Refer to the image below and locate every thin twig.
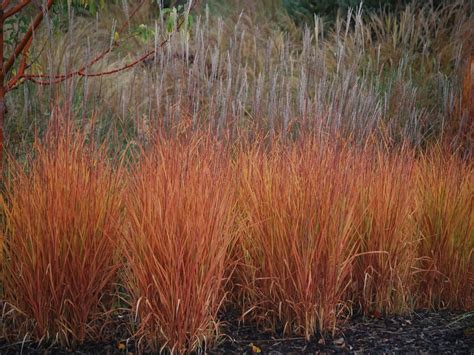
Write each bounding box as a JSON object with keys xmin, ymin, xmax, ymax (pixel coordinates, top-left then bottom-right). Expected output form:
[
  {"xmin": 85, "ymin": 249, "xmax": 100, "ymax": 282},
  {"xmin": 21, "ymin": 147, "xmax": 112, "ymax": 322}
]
[{"xmin": 14, "ymin": 0, "xmax": 196, "ymax": 88}]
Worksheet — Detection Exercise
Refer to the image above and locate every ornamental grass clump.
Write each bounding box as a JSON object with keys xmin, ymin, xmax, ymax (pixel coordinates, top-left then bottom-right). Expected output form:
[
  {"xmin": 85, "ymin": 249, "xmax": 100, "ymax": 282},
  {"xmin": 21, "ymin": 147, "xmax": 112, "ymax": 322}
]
[
  {"xmin": 123, "ymin": 136, "xmax": 236, "ymax": 353},
  {"xmin": 352, "ymin": 148, "xmax": 417, "ymax": 315},
  {"xmin": 414, "ymin": 148, "xmax": 473, "ymax": 310},
  {"xmin": 0, "ymin": 121, "xmax": 124, "ymax": 346},
  {"xmin": 235, "ymin": 139, "xmax": 362, "ymax": 340}
]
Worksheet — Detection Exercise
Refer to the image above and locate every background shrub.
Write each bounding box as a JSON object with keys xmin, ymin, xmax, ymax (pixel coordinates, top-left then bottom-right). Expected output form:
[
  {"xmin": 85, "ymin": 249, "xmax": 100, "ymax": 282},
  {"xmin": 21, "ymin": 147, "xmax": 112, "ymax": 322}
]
[{"xmin": 283, "ymin": 0, "xmax": 455, "ymax": 23}]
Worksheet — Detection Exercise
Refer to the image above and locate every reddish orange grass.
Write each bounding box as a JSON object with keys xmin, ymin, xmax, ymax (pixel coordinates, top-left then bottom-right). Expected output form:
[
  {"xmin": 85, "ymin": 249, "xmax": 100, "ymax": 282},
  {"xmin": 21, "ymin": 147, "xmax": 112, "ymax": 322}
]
[
  {"xmin": 352, "ymin": 147, "xmax": 417, "ymax": 315},
  {"xmin": 235, "ymin": 139, "xmax": 362, "ymax": 339},
  {"xmin": 123, "ymin": 136, "xmax": 236, "ymax": 353},
  {"xmin": 1, "ymin": 124, "xmax": 124, "ymax": 346},
  {"xmin": 1, "ymin": 129, "xmax": 471, "ymax": 349},
  {"xmin": 414, "ymin": 147, "xmax": 473, "ymax": 310}
]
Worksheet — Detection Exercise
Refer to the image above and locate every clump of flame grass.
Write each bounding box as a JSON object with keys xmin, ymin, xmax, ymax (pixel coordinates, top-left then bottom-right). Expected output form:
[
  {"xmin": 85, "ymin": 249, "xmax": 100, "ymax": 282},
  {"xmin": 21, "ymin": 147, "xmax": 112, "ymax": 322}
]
[
  {"xmin": 352, "ymin": 147, "xmax": 417, "ymax": 315},
  {"xmin": 414, "ymin": 147, "xmax": 473, "ymax": 309},
  {"xmin": 235, "ymin": 139, "xmax": 362, "ymax": 339},
  {"xmin": 1, "ymin": 121, "xmax": 124, "ymax": 346},
  {"xmin": 123, "ymin": 136, "xmax": 236, "ymax": 353}
]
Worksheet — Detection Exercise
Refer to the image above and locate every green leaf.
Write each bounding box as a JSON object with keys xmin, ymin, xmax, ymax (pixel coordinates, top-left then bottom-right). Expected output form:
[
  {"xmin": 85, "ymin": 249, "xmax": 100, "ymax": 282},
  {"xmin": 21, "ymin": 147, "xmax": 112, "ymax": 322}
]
[{"xmin": 88, "ymin": 0, "xmax": 97, "ymax": 15}]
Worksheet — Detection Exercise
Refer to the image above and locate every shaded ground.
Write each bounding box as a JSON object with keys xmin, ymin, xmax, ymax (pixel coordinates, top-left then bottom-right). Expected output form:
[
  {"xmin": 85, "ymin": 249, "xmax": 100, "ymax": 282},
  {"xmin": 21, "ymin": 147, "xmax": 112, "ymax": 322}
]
[
  {"xmin": 0, "ymin": 310, "xmax": 472, "ymax": 353},
  {"xmin": 212, "ymin": 310, "xmax": 474, "ymax": 354}
]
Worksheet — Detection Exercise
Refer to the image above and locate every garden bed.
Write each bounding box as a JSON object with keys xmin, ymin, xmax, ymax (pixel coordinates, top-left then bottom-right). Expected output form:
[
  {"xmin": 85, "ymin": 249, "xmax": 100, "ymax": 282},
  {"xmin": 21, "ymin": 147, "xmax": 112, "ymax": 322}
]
[
  {"xmin": 213, "ymin": 310, "xmax": 474, "ymax": 354},
  {"xmin": 1, "ymin": 310, "xmax": 472, "ymax": 354}
]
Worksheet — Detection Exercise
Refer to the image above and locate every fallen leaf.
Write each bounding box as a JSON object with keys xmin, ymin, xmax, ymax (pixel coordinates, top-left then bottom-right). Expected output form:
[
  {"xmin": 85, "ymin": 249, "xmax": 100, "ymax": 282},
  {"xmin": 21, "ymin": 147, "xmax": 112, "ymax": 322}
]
[{"xmin": 250, "ymin": 343, "xmax": 262, "ymax": 353}]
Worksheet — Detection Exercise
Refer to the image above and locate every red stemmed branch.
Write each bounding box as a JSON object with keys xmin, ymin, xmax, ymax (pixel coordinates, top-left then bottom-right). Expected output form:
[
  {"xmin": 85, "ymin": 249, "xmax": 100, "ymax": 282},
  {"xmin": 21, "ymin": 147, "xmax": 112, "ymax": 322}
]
[
  {"xmin": 6, "ymin": 0, "xmax": 196, "ymax": 90},
  {"xmin": 5, "ymin": 0, "xmax": 54, "ymax": 76},
  {"xmin": 5, "ymin": 0, "xmax": 145, "ymax": 90},
  {"xmin": 4, "ymin": 0, "xmax": 30, "ymax": 18},
  {"xmin": 0, "ymin": 0, "xmax": 198, "ymax": 173},
  {"xmin": 22, "ymin": 46, "xmax": 158, "ymax": 85},
  {"xmin": 5, "ymin": 28, "xmax": 32, "ymax": 91}
]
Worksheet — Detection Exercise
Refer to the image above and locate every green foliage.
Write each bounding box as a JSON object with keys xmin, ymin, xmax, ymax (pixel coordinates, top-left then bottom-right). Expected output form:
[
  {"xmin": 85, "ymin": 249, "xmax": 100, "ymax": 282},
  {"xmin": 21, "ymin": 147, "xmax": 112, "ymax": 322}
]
[
  {"xmin": 131, "ymin": 5, "xmax": 194, "ymax": 43},
  {"xmin": 282, "ymin": 0, "xmax": 448, "ymax": 23},
  {"xmin": 68, "ymin": 0, "xmax": 106, "ymax": 16},
  {"xmin": 53, "ymin": 0, "xmax": 119, "ymax": 17},
  {"xmin": 283, "ymin": 0, "xmax": 384, "ymax": 23},
  {"xmin": 158, "ymin": 0, "xmax": 189, "ymax": 8},
  {"xmin": 161, "ymin": 5, "xmax": 194, "ymax": 32},
  {"xmin": 50, "ymin": 0, "xmax": 116, "ymax": 31},
  {"xmin": 3, "ymin": 14, "xmax": 30, "ymax": 60},
  {"xmin": 76, "ymin": 0, "xmax": 105, "ymax": 16},
  {"xmin": 132, "ymin": 24, "xmax": 155, "ymax": 43}
]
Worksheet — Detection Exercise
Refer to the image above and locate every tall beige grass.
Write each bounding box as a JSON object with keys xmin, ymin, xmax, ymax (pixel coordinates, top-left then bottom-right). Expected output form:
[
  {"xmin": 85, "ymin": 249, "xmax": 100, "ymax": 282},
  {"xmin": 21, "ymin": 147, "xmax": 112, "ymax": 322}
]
[{"xmin": 6, "ymin": 1, "xmax": 472, "ymax": 156}]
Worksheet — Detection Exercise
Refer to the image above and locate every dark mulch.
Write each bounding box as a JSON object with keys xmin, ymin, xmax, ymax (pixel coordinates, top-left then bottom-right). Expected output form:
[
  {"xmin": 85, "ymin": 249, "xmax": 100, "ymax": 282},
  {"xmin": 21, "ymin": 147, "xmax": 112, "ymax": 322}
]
[
  {"xmin": 0, "ymin": 310, "xmax": 472, "ymax": 354},
  {"xmin": 211, "ymin": 310, "xmax": 474, "ymax": 354}
]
